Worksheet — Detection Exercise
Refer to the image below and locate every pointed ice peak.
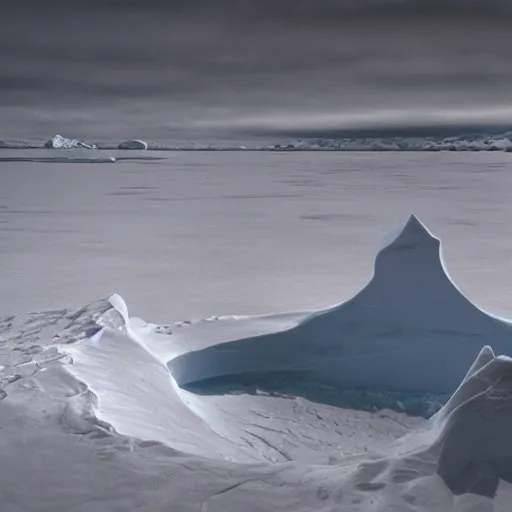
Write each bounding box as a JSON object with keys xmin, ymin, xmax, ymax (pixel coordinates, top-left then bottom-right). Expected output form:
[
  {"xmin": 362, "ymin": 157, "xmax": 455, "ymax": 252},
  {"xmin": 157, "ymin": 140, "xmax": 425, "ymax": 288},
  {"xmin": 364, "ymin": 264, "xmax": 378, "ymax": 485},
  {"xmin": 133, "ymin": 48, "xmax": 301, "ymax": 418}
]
[
  {"xmin": 402, "ymin": 213, "xmax": 428, "ymax": 234},
  {"xmin": 393, "ymin": 214, "xmax": 436, "ymax": 244},
  {"xmin": 377, "ymin": 214, "xmax": 439, "ymax": 253}
]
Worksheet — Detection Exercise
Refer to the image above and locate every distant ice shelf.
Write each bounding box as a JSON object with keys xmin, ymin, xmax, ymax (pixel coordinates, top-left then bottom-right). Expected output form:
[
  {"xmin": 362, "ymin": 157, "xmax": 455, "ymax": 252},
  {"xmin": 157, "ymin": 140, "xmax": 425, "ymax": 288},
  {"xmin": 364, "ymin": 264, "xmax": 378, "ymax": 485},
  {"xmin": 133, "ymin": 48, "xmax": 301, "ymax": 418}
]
[{"xmin": 3, "ymin": 132, "xmax": 512, "ymax": 151}]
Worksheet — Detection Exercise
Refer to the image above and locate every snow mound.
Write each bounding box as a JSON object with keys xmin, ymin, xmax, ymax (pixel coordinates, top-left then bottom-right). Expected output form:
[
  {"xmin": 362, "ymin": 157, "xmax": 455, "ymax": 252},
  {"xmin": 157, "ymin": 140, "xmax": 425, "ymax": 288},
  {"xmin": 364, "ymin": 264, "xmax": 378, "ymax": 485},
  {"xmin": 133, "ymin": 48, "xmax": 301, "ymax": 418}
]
[
  {"xmin": 44, "ymin": 134, "xmax": 96, "ymax": 149},
  {"xmin": 168, "ymin": 214, "xmax": 512, "ymax": 395},
  {"xmin": 118, "ymin": 139, "xmax": 148, "ymax": 150}
]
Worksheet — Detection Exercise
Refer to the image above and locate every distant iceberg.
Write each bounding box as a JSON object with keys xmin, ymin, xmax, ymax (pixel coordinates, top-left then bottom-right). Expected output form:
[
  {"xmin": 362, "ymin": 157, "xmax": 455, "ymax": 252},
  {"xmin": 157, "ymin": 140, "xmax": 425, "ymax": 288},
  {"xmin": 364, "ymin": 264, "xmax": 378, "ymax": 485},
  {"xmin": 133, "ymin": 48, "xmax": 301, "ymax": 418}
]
[{"xmin": 44, "ymin": 134, "xmax": 97, "ymax": 149}]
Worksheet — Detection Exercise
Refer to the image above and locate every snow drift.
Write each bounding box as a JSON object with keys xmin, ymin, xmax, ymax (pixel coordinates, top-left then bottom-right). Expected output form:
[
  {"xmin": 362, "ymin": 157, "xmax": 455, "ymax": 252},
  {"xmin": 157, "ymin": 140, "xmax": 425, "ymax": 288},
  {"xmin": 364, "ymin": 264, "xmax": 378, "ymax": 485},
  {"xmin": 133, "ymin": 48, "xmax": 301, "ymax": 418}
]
[{"xmin": 54, "ymin": 291, "xmax": 512, "ymax": 501}]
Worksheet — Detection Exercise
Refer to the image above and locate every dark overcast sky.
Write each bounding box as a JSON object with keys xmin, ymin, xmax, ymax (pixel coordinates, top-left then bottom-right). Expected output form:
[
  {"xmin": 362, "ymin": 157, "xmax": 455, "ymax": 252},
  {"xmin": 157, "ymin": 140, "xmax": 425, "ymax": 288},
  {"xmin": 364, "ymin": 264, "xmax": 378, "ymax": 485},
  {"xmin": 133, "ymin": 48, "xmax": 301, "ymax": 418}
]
[{"xmin": 1, "ymin": 1, "xmax": 512, "ymax": 140}]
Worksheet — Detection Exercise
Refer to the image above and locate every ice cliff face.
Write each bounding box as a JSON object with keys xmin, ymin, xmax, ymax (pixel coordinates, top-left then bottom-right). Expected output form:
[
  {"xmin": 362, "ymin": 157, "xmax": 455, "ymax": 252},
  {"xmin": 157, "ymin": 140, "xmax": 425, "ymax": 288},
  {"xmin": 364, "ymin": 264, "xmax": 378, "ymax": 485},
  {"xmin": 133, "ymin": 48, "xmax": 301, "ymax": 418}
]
[{"xmin": 168, "ymin": 215, "xmax": 512, "ymax": 395}]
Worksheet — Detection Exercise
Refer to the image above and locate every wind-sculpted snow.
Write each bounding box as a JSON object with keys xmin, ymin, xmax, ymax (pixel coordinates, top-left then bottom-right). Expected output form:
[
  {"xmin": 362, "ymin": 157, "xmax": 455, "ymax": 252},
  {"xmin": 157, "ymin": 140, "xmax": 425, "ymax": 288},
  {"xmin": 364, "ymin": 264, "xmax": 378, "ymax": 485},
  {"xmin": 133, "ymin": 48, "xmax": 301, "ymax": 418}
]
[
  {"xmin": 3, "ymin": 216, "xmax": 512, "ymax": 510},
  {"xmin": 168, "ymin": 215, "xmax": 512, "ymax": 398}
]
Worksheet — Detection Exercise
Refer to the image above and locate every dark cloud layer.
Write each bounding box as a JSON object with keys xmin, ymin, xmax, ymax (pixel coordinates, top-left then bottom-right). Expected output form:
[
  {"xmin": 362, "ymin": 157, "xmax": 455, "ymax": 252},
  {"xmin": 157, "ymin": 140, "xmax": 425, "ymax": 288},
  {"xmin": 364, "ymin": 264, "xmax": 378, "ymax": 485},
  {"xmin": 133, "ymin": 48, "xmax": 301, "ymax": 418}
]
[
  {"xmin": 7, "ymin": 0, "xmax": 512, "ymax": 18},
  {"xmin": 1, "ymin": 1, "xmax": 512, "ymax": 139}
]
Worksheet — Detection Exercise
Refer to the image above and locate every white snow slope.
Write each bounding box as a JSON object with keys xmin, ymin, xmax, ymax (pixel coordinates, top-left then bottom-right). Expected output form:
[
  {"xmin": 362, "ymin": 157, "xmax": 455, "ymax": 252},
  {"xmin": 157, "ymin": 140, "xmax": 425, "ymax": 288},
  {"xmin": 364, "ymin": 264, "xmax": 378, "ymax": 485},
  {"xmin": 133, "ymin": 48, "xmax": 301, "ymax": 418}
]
[{"xmin": 1, "ymin": 215, "xmax": 512, "ymax": 512}]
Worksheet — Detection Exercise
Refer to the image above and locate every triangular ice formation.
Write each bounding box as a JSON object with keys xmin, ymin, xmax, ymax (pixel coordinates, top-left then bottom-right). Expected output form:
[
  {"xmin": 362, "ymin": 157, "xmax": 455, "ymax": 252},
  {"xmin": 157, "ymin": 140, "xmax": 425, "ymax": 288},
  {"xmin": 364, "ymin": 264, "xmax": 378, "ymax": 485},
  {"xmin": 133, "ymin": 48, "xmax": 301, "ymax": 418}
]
[{"xmin": 167, "ymin": 216, "xmax": 512, "ymax": 395}]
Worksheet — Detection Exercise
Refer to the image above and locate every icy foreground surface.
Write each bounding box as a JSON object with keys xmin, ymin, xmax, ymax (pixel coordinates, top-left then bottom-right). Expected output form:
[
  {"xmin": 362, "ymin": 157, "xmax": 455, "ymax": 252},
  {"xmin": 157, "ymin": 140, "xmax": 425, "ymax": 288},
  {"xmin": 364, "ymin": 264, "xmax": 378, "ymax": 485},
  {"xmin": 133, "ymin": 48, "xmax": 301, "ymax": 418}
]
[{"xmin": 1, "ymin": 216, "xmax": 512, "ymax": 511}]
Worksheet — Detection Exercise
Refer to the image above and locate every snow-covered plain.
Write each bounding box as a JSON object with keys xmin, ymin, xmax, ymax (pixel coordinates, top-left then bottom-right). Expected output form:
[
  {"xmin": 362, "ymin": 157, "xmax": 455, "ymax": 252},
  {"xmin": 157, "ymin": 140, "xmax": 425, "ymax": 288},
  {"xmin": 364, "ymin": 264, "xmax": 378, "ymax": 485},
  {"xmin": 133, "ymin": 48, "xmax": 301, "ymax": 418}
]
[{"xmin": 2, "ymin": 151, "xmax": 512, "ymax": 511}]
